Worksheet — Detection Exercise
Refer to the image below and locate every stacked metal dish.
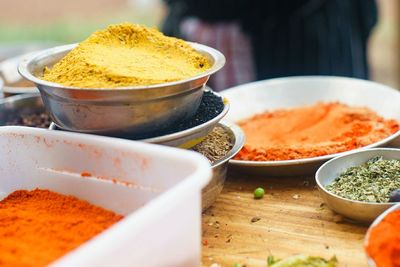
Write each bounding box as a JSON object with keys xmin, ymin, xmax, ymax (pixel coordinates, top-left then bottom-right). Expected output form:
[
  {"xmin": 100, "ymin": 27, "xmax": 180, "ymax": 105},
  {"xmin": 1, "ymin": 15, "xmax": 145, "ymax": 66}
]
[
  {"xmin": 16, "ymin": 41, "xmax": 244, "ymax": 210},
  {"xmin": 48, "ymin": 89, "xmax": 229, "ymax": 148}
]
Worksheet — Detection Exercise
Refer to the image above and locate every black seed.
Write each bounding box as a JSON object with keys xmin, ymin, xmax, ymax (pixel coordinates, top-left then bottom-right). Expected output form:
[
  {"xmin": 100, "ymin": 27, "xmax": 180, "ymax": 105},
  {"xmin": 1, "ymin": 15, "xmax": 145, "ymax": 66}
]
[{"xmin": 137, "ymin": 91, "xmax": 224, "ymax": 138}]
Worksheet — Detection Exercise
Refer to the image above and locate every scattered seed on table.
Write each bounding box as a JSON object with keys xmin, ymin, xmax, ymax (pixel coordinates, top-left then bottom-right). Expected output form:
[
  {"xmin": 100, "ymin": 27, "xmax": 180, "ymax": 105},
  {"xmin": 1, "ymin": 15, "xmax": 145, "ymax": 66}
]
[
  {"xmin": 254, "ymin": 187, "xmax": 265, "ymax": 199},
  {"xmin": 251, "ymin": 216, "xmax": 261, "ymax": 223}
]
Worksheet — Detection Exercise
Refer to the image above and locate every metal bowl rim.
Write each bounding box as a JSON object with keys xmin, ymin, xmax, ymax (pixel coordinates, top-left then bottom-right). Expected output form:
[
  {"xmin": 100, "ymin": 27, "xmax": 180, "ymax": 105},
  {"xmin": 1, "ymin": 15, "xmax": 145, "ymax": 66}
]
[
  {"xmin": 226, "ymin": 76, "xmax": 400, "ymax": 167},
  {"xmin": 0, "ymin": 92, "xmax": 41, "ymax": 105},
  {"xmin": 2, "ymin": 86, "xmax": 38, "ymax": 94},
  {"xmin": 18, "ymin": 42, "xmax": 226, "ymax": 91},
  {"xmin": 315, "ymin": 147, "xmax": 400, "ymax": 206}
]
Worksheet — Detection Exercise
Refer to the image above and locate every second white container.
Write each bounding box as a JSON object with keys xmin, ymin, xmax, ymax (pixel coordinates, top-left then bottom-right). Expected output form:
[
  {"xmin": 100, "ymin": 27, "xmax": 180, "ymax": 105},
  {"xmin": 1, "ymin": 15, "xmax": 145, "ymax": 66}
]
[{"xmin": 0, "ymin": 126, "xmax": 211, "ymax": 267}]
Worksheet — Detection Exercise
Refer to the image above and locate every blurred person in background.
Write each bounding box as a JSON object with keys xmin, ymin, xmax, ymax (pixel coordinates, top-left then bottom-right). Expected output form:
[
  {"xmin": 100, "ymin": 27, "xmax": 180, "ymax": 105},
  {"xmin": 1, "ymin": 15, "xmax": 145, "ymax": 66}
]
[{"xmin": 162, "ymin": 0, "xmax": 377, "ymax": 91}]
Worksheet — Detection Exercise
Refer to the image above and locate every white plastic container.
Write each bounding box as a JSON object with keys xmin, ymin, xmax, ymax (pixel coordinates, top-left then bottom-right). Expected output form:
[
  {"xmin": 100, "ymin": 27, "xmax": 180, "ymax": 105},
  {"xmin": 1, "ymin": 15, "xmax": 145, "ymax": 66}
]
[{"xmin": 0, "ymin": 126, "xmax": 211, "ymax": 267}]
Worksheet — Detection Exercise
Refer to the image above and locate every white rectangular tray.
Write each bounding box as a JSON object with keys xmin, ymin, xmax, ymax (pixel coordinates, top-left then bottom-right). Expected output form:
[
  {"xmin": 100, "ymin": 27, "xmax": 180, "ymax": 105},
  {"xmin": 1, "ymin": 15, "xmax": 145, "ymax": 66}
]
[{"xmin": 0, "ymin": 126, "xmax": 211, "ymax": 267}]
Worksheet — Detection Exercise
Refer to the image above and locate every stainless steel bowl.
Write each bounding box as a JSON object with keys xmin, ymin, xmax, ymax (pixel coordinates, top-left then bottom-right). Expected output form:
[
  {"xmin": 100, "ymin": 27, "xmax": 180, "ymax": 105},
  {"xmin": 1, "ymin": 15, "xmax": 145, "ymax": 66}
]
[
  {"xmin": 49, "ymin": 90, "xmax": 229, "ymax": 148},
  {"xmin": 222, "ymin": 76, "xmax": 400, "ymax": 176},
  {"xmin": 201, "ymin": 122, "xmax": 245, "ymax": 210},
  {"xmin": 316, "ymin": 148, "xmax": 400, "ymax": 223},
  {"xmin": 18, "ymin": 42, "xmax": 225, "ymax": 136},
  {"xmin": 365, "ymin": 203, "xmax": 400, "ymax": 267}
]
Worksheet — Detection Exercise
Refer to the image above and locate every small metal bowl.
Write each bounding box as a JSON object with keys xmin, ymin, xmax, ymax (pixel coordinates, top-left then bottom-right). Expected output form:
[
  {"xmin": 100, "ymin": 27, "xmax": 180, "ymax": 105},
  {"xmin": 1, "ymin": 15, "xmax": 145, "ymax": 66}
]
[
  {"xmin": 316, "ymin": 148, "xmax": 400, "ymax": 223},
  {"xmin": 201, "ymin": 121, "xmax": 245, "ymax": 210},
  {"xmin": 364, "ymin": 203, "xmax": 400, "ymax": 267},
  {"xmin": 18, "ymin": 42, "xmax": 225, "ymax": 136}
]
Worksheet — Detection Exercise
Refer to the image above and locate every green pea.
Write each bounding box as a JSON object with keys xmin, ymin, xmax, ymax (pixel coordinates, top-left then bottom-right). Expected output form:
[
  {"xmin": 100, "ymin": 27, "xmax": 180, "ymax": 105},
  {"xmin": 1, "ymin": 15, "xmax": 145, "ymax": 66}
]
[
  {"xmin": 233, "ymin": 264, "xmax": 241, "ymax": 267},
  {"xmin": 254, "ymin": 187, "xmax": 265, "ymax": 199}
]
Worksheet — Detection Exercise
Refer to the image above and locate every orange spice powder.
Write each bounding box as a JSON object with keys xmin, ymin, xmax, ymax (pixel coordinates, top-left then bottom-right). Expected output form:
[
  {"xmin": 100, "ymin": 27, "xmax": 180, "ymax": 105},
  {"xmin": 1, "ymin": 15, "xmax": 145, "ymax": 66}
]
[
  {"xmin": 0, "ymin": 189, "xmax": 123, "ymax": 267},
  {"xmin": 365, "ymin": 210, "xmax": 400, "ymax": 267},
  {"xmin": 235, "ymin": 102, "xmax": 399, "ymax": 161}
]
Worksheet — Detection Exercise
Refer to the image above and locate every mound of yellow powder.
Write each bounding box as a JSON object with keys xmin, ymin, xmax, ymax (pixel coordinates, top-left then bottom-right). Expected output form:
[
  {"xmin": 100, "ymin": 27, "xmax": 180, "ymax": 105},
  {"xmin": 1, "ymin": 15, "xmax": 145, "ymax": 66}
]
[{"xmin": 42, "ymin": 23, "xmax": 211, "ymax": 88}]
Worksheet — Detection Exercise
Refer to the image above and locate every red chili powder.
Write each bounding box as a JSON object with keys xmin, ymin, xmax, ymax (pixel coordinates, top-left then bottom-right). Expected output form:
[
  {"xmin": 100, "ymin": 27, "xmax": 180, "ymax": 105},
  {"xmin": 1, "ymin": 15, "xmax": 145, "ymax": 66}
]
[
  {"xmin": 235, "ymin": 102, "xmax": 399, "ymax": 161},
  {"xmin": 0, "ymin": 189, "xmax": 123, "ymax": 267},
  {"xmin": 366, "ymin": 210, "xmax": 400, "ymax": 267}
]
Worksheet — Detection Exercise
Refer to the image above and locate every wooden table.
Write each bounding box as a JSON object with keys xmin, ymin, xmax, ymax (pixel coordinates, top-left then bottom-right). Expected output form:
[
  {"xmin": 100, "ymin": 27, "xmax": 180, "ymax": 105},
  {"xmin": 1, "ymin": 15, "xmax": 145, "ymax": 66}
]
[{"xmin": 201, "ymin": 171, "xmax": 368, "ymax": 267}]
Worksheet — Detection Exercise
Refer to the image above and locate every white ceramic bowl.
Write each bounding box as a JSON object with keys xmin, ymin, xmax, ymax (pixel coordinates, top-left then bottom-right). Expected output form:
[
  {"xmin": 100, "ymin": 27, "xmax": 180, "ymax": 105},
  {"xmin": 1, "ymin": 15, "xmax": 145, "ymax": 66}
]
[{"xmin": 222, "ymin": 76, "xmax": 400, "ymax": 176}]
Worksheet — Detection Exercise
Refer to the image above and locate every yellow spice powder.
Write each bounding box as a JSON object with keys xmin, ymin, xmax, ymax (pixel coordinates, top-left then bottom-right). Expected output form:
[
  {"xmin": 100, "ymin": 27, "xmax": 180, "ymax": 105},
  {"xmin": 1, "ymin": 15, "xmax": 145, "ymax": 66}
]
[{"xmin": 42, "ymin": 23, "xmax": 211, "ymax": 88}]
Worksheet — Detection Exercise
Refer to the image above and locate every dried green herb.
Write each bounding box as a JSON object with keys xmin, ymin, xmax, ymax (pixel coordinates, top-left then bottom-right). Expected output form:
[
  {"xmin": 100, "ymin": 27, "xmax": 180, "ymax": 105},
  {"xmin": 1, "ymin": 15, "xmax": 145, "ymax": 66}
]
[
  {"xmin": 267, "ymin": 255, "xmax": 337, "ymax": 267},
  {"xmin": 326, "ymin": 156, "xmax": 400, "ymax": 203}
]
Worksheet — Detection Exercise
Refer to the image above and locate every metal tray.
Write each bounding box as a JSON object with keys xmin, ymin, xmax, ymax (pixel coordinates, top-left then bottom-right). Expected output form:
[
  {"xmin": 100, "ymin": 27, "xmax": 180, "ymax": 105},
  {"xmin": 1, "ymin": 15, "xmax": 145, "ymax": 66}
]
[{"xmin": 222, "ymin": 76, "xmax": 400, "ymax": 176}]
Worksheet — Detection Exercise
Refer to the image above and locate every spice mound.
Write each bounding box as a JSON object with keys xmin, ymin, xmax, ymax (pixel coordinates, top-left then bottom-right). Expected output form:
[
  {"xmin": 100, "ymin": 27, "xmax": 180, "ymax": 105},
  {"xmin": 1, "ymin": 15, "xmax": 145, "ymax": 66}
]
[
  {"xmin": 42, "ymin": 23, "xmax": 210, "ymax": 88},
  {"xmin": 365, "ymin": 209, "xmax": 400, "ymax": 267},
  {"xmin": 0, "ymin": 189, "xmax": 123, "ymax": 267},
  {"xmin": 235, "ymin": 102, "xmax": 399, "ymax": 161},
  {"xmin": 5, "ymin": 111, "xmax": 51, "ymax": 128},
  {"xmin": 326, "ymin": 156, "xmax": 400, "ymax": 202},
  {"xmin": 192, "ymin": 126, "xmax": 233, "ymax": 163}
]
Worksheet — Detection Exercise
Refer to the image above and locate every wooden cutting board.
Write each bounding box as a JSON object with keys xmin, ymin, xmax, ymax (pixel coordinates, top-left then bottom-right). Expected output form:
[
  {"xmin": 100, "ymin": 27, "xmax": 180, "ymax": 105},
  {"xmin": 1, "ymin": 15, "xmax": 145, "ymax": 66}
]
[{"xmin": 201, "ymin": 172, "xmax": 369, "ymax": 267}]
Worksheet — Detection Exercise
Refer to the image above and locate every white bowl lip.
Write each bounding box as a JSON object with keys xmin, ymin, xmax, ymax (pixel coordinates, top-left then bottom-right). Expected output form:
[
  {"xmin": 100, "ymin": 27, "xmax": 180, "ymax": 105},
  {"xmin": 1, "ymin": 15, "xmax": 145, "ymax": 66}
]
[
  {"xmin": 315, "ymin": 147, "xmax": 400, "ymax": 206},
  {"xmin": 364, "ymin": 203, "xmax": 400, "ymax": 267},
  {"xmin": 18, "ymin": 42, "xmax": 226, "ymax": 91},
  {"xmin": 225, "ymin": 76, "xmax": 400, "ymax": 167}
]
